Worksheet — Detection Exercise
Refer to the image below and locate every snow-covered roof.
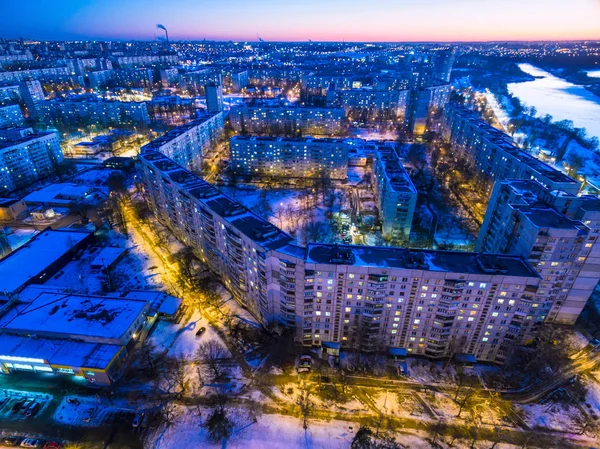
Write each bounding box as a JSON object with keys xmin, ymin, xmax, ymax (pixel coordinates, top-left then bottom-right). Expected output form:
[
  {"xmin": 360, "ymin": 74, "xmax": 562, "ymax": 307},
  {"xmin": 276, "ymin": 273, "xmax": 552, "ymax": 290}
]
[
  {"xmin": 0, "ymin": 291, "xmax": 149, "ymax": 341},
  {"xmin": 90, "ymin": 246, "xmax": 128, "ymax": 269},
  {"xmin": 305, "ymin": 244, "xmax": 540, "ymax": 278},
  {"xmin": 124, "ymin": 290, "xmax": 182, "ymax": 316},
  {"xmin": 23, "ymin": 183, "xmax": 93, "ymax": 205},
  {"xmin": 0, "ymin": 229, "xmax": 92, "ymax": 294},
  {"xmin": 0, "ymin": 334, "xmax": 121, "ymax": 370}
]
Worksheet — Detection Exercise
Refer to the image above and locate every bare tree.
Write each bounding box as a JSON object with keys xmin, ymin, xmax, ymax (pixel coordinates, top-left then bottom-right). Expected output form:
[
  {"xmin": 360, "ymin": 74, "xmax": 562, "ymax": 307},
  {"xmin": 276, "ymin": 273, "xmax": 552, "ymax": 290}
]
[{"xmin": 196, "ymin": 340, "xmax": 230, "ymax": 381}]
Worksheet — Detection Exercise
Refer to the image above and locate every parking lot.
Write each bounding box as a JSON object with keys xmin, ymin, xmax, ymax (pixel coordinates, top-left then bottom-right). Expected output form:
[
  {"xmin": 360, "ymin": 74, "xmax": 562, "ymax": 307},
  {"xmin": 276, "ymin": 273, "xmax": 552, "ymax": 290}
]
[{"xmin": 0, "ymin": 390, "xmax": 53, "ymax": 423}]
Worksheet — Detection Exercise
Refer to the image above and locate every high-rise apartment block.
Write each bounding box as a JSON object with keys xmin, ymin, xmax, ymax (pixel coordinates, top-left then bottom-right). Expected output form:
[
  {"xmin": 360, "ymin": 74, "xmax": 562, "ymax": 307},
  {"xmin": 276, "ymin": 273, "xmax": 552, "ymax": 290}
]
[
  {"xmin": 0, "ymin": 132, "xmax": 64, "ymax": 194},
  {"xmin": 373, "ymin": 146, "xmax": 418, "ymax": 239},
  {"xmin": 140, "ymin": 149, "xmax": 549, "ymax": 364},
  {"xmin": 38, "ymin": 95, "xmax": 150, "ymax": 127},
  {"xmin": 476, "ymin": 179, "xmax": 600, "ymax": 325},
  {"xmin": 326, "ymin": 88, "xmax": 409, "ymax": 123},
  {"xmin": 19, "ymin": 80, "xmax": 45, "ymax": 117},
  {"xmin": 0, "ymin": 105, "xmax": 24, "ymax": 127},
  {"xmin": 230, "ymin": 103, "xmax": 345, "ymax": 136},
  {"xmin": 231, "ymin": 71, "xmax": 249, "ymax": 92},
  {"xmin": 230, "ymin": 136, "xmax": 349, "ymax": 180},
  {"xmin": 141, "ymin": 112, "xmax": 224, "ymax": 171},
  {"xmin": 205, "ymin": 81, "xmax": 224, "ymax": 114},
  {"xmin": 440, "ymin": 105, "xmax": 580, "ymax": 194}
]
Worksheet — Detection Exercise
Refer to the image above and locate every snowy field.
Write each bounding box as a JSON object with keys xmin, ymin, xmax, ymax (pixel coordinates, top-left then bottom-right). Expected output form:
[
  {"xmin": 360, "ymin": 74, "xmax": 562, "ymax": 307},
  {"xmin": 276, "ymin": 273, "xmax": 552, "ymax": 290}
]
[{"xmin": 146, "ymin": 408, "xmax": 435, "ymax": 449}]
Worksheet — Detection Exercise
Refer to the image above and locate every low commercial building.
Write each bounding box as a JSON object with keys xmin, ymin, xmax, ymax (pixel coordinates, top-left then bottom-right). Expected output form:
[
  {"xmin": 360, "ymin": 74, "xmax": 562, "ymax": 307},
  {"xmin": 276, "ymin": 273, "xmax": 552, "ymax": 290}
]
[
  {"xmin": 0, "ymin": 198, "xmax": 27, "ymax": 221},
  {"xmin": 0, "ymin": 132, "xmax": 64, "ymax": 194},
  {"xmin": 23, "ymin": 183, "xmax": 94, "ymax": 207},
  {"xmin": 0, "ymin": 290, "xmax": 151, "ymax": 385},
  {"xmin": 230, "ymin": 136, "xmax": 349, "ymax": 180},
  {"xmin": 0, "ymin": 229, "xmax": 93, "ymax": 299},
  {"xmin": 141, "ymin": 113, "xmax": 224, "ymax": 171}
]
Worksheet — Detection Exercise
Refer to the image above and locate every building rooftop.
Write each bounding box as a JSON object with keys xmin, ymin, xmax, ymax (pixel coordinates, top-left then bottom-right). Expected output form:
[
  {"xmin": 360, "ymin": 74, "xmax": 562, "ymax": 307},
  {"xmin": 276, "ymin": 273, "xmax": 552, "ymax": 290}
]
[
  {"xmin": 140, "ymin": 151, "xmax": 293, "ymax": 250},
  {"xmin": 0, "ymin": 291, "xmax": 148, "ymax": 341},
  {"xmin": 0, "ymin": 132, "xmax": 55, "ymax": 151},
  {"xmin": 141, "ymin": 113, "xmax": 221, "ymax": 151},
  {"xmin": 0, "ymin": 229, "xmax": 92, "ymax": 294},
  {"xmin": 0, "ymin": 334, "xmax": 122, "ymax": 370},
  {"xmin": 375, "ymin": 147, "xmax": 416, "ymax": 193},
  {"xmin": 448, "ymin": 106, "xmax": 579, "ymax": 186},
  {"xmin": 306, "ymin": 244, "xmax": 540, "ymax": 278},
  {"xmin": 517, "ymin": 207, "xmax": 588, "ymax": 231}
]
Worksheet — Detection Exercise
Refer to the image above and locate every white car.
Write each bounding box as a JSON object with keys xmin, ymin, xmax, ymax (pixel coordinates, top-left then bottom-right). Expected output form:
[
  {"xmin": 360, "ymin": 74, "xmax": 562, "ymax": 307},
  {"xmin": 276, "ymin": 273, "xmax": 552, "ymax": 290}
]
[{"xmin": 20, "ymin": 439, "xmax": 40, "ymax": 448}]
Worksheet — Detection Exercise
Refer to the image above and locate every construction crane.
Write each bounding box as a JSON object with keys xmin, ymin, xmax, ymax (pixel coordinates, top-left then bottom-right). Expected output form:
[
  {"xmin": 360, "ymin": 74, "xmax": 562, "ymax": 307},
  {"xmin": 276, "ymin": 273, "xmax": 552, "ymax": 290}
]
[{"xmin": 256, "ymin": 33, "xmax": 265, "ymax": 43}]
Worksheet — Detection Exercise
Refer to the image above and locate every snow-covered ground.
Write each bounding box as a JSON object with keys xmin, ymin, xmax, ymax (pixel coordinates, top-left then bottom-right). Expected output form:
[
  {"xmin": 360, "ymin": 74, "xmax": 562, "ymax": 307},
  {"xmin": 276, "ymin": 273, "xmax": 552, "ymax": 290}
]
[{"xmin": 146, "ymin": 406, "xmax": 435, "ymax": 449}]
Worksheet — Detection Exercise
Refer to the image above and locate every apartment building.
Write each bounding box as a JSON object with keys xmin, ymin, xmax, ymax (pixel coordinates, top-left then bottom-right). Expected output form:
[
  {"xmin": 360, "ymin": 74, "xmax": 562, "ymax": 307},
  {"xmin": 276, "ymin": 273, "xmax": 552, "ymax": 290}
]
[
  {"xmin": 231, "ymin": 71, "xmax": 249, "ymax": 92},
  {"xmin": 476, "ymin": 179, "xmax": 600, "ymax": 325},
  {"xmin": 141, "ymin": 112, "xmax": 224, "ymax": 171},
  {"xmin": 230, "ymin": 103, "xmax": 345, "ymax": 136},
  {"xmin": 139, "ymin": 150, "xmax": 294, "ymax": 323},
  {"xmin": 113, "ymin": 68, "xmax": 154, "ymax": 89},
  {"xmin": 0, "ymin": 67, "xmax": 70, "ymax": 84},
  {"xmin": 205, "ymin": 82, "xmax": 224, "ymax": 114},
  {"xmin": 372, "ymin": 146, "xmax": 417, "ymax": 238},
  {"xmin": 140, "ymin": 150, "xmax": 548, "ymax": 364},
  {"xmin": 0, "ymin": 105, "xmax": 24, "ymax": 127},
  {"xmin": 440, "ymin": 105, "xmax": 581, "ymax": 194},
  {"xmin": 38, "ymin": 95, "xmax": 150, "ymax": 126},
  {"xmin": 230, "ymin": 136, "xmax": 349, "ymax": 180},
  {"xmin": 0, "ymin": 132, "xmax": 64, "ymax": 194},
  {"xmin": 326, "ymin": 88, "xmax": 409, "ymax": 123}
]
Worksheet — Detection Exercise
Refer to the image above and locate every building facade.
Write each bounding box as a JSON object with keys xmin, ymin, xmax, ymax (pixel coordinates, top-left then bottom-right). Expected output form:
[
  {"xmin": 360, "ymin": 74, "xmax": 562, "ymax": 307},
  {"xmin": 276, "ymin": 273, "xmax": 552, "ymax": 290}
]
[
  {"xmin": 476, "ymin": 179, "xmax": 600, "ymax": 325},
  {"xmin": 141, "ymin": 112, "xmax": 224, "ymax": 171},
  {"xmin": 372, "ymin": 146, "xmax": 418, "ymax": 239},
  {"xmin": 139, "ymin": 150, "xmax": 552, "ymax": 364},
  {"xmin": 205, "ymin": 82, "xmax": 224, "ymax": 114},
  {"xmin": 440, "ymin": 105, "xmax": 581, "ymax": 194},
  {"xmin": 326, "ymin": 88, "xmax": 409, "ymax": 123},
  {"xmin": 230, "ymin": 136, "xmax": 349, "ymax": 180},
  {"xmin": 0, "ymin": 132, "xmax": 64, "ymax": 194},
  {"xmin": 230, "ymin": 104, "xmax": 345, "ymax": 136},
  {"xmin": 0, "ymin": 105, "xmax": 24, "ymax": 127}
]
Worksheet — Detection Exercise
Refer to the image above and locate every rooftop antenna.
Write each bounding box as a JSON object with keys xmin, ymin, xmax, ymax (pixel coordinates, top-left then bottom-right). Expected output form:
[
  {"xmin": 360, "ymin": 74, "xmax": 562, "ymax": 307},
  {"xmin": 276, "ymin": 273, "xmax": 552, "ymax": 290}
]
[{"xmin": 157, "ymin": 24, "xmax": 169, "ymax": 44}]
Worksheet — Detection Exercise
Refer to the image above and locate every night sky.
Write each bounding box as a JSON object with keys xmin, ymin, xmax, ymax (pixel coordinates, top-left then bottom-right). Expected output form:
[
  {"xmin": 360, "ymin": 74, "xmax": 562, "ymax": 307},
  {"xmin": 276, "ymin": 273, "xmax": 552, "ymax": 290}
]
[{"xmin": 3, "ymin": 0, "xmax": 600, "ymax": 41}]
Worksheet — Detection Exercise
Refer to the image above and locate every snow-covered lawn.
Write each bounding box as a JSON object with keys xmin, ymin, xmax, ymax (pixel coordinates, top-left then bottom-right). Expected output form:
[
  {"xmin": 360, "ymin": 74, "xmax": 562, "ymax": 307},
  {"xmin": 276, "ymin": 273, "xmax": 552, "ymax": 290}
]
[
  {"xmin": 147, "ymin": 407, "xmax": 434, "ymax": 449},
  {"xmin": 520, "ymin": 402, "xmax": 581, "ymax": 432}
]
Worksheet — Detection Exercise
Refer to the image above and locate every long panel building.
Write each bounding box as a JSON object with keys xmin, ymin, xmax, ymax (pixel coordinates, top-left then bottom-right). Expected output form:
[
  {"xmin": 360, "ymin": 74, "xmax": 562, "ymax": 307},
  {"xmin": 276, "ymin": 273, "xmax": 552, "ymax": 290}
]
[
  {"xmin": 476, "ymin": 179, "xmax": 600, "ymax": 325},
  {"xmin": 372, "ymin": 146, "xmax": 417, "ymax": 239},
  {"xmin": 0, "ymin": 132, "xmax": 64, "ymax": 194},
  {"xmin": 230, "ymin": 103, "xmax": 345, "ymax": 136},
  {"xmin": 230, "ymin": 136, "xmax": 349, "ymax": 180},
  {"xmin": 139, "ymin": 150, "xmax": 554, "ymax": 364},
  {"xmin": 141, "ymin": 112, "xmax": 224, "ymax": 171},
  {"xmin": 440, "ymin": 104, "xmax": 581, "ymax": 194}
]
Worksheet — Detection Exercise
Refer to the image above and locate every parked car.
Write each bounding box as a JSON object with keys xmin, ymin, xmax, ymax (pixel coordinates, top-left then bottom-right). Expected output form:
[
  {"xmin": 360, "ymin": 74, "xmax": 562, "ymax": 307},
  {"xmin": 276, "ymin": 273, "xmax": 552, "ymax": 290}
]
[
  {"xmin": 18, "ymin": 400, "xmax": 33, "ymax": 415},
  {"xmin": 195, "ymin": 327, "xmax": 206, "ymax": 337},
  {"xmin": 82, "ymin": 408, "xmax": 95, "ymax": 423},
  {"xmin": 11, "ymin": 399, "xmax": 26, "ymax": 414},
  {"xmin": 20, "ymin": 439, "xmax": 40, "ymax": 448},
  {"xmin": 132, "ymin": 412, "xmax": 145, "ymax": 428},
  {"xmin": 25, "ymin": 403, "xmax": 41, "ymax": 418},
  {"xmin": 298, "ymin": 355, "xmax": 312, "ymax": 372},
  {"xmin": 1, "ymin": 436, "xmax": 22, "ymax": 446},
  {"xmin": 66, "ymin": 398, "xmax": 80, "ymax": 405},
  {"xmin": 43, "ymin": 442, "xmax": 62, "ymax": 449}
]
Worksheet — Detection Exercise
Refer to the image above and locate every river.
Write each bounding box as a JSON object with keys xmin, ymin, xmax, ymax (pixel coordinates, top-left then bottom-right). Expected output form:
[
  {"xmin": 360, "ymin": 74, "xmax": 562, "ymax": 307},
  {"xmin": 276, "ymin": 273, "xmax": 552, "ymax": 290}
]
[{"xmin": 507, "ymin": 63, "xmax": 600, "ymax": 141}]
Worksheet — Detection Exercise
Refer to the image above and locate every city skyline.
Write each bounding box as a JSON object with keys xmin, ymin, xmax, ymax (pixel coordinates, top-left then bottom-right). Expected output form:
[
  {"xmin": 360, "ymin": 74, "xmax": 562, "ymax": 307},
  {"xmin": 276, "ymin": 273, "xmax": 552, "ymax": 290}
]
[{"xmin": 3, "ymin": 0, "xmax": 600, "ymax": 42}]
